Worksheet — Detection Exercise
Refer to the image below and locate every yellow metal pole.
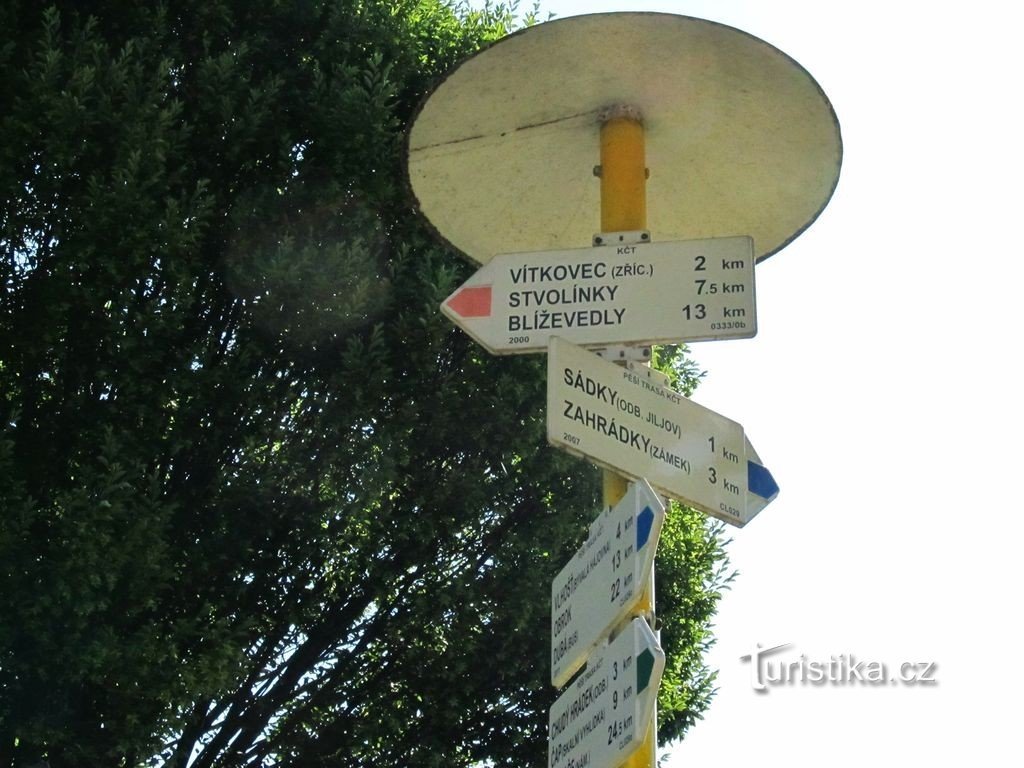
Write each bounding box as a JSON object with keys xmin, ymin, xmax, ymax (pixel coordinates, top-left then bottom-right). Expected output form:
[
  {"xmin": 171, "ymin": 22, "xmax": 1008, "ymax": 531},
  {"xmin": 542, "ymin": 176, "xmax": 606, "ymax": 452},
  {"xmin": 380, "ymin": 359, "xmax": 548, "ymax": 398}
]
[
  {"xmin": 598, "ymin": 105, "xmax": 656, "ymax": 768},
  {"xmin": 599, "ymin": 104, "xmax": 647, "ymax": 513},
  {"xmin": 600, "ymin": 106, "xmax": 647, "ymax": 236},
  {"xmin": 599, "ymin": 103, "xmax": 654, "ymax": 618}
]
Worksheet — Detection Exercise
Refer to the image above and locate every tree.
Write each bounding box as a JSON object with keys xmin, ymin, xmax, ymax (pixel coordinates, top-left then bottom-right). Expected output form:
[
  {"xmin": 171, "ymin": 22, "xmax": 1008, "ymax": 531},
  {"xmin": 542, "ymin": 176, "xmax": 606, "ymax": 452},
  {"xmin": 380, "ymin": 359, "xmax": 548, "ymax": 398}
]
[{"xmin": 0, "ymin": 2, "xmax": 732, "ymax": 766}]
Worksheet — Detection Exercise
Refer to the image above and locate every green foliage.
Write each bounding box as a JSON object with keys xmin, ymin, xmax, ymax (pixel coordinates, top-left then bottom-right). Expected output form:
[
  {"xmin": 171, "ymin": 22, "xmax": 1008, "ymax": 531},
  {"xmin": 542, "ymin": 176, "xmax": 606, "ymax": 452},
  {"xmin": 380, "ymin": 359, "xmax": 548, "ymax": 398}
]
[
  {"xmin": 655, "ymin": 506, "xmax": 735, "ymax": 742},
  {"xmin": 653, "ymin": 344, "xmax": 705, "ymax": 397},
  {"xmin": 0, "ymin": 2, "xmax": 730, "ymax": 766}
]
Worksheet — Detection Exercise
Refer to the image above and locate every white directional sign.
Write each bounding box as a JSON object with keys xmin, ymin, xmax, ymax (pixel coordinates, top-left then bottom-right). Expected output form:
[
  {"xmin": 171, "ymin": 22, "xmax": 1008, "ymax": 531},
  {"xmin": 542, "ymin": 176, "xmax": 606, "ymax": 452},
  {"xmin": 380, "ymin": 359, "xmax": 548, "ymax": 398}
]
[
  {"xmin": 551, "ymin": 480, "xmax": 665, "ymax": 689},
  {"xmin": 548, "ymin": 617, "xmax": 664, "ymax": 768},
  {"xmin": 547, "ymin": 337, "xmax": 779, "ymax": 527},
  {"xmin": 441, "ymin": 237, "xmax": 756, "ymax": 354}
]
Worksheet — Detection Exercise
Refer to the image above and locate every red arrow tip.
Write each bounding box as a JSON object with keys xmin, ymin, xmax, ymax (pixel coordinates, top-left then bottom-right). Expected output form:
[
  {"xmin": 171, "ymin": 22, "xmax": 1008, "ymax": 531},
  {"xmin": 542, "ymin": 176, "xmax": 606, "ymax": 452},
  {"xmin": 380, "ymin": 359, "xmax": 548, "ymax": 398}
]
[{"xmin": 446, "ymin": 285, "xmax": 492, "ymax": 318}]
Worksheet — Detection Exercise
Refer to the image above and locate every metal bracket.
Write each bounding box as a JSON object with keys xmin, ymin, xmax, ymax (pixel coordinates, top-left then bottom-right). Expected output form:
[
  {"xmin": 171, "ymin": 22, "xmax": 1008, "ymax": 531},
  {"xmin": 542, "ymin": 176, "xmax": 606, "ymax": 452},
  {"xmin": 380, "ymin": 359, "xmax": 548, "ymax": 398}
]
[
  {"xmin": 593, "ymin": 345, "xmax": 652, "ymax": 363},
  {"xmin": 592, "ymin": 230, "xmax": 650, "ymax": 247},
  {"xmin": 626, "ymin": 361, "xmax": 671, "ymax": 390},
  {"xmin": 590, "ymin": 230, "xmax": 667, "ymax": 375}
]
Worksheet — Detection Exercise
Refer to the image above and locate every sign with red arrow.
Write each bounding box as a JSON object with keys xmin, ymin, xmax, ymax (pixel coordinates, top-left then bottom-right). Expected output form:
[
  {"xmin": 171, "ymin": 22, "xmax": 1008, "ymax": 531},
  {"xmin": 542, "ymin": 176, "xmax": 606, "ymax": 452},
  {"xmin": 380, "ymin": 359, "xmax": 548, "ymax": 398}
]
[{"xmin": 441, "ymin": 237, "xmax": 756, "ymax": 354}]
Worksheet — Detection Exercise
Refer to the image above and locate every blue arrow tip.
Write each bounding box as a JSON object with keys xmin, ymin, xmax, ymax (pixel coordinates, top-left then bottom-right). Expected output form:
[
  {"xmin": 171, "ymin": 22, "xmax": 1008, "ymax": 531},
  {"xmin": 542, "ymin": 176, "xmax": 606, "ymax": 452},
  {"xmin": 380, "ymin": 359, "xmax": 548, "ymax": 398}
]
[
  {"xmin": 636, "ymin": 506, "xmax": 654, "ymax": 550},
  {"xmin": 748, "ymin": 461, "xmax": 779, "ymax": 500}
]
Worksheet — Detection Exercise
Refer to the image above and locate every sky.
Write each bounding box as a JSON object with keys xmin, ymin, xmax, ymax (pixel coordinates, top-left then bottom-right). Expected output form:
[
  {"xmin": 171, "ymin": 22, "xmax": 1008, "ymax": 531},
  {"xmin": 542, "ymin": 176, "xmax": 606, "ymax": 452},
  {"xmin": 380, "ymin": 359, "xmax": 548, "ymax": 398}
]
[{"xmin": 464, "ymin": 0, "xmax": 1023, "ymax": 765}]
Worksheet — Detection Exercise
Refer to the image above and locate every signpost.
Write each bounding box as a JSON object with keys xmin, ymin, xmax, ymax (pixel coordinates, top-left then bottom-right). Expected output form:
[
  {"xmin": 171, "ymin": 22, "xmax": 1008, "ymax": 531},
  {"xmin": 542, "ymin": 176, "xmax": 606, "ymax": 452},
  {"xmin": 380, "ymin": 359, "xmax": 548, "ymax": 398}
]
[
  {"xmin": 551, "ymin": 480, "xmax": 665, "ymax": 689},
  {"xmin": 407, "ymin": 12, "xmax": 842, "ymax": 768},
  {"xmin": 547, "ymin": 336, "xmax": 779, "ymax": 527},
  {"xmin": 442, "ymin": 237, "xmax": 756, "ymax": 354},
  {"xmin": 548, "ymin": 617, "xmax": 665, "ymax": 768}
]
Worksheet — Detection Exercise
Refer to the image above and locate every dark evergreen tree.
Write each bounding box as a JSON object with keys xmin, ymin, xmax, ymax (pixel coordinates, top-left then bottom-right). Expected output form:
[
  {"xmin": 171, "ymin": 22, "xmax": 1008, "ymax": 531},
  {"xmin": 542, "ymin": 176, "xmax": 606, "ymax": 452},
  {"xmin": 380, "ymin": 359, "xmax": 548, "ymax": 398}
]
[{"xmin": 0, "ymin": 2, "xmax": 731, "ymax": 766}]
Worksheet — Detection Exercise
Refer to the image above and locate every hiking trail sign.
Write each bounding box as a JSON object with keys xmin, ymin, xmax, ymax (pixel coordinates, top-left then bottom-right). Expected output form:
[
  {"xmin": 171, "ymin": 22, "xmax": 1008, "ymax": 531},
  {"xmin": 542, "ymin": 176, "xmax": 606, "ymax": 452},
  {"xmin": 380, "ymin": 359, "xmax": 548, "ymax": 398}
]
[
  {"xmin": 548, "ymin": 617, "xmax": 664, "ymax": 768},
  {"xmin": 551, "ymin": 479, "xmax": 665, "ymax": 688},
  {"xmin": 441, "ymin": 237, "xmax": 756, "ymax": 354},
  {"xmin": 547, "ymin": 336, "xmax": 779, "ymax": 527}
]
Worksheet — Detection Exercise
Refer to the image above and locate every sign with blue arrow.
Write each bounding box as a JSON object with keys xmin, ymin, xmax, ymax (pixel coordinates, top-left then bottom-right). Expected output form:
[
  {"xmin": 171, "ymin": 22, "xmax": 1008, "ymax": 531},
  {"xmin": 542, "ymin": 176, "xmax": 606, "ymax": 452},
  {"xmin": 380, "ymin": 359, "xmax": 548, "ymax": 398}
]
[
  {"xmin": 547, "ymin": 336, "xmax": 779, "ymax": 527},
  {"xmin": 551, "ymin": 479, "xmax": 665, "ymax": 689}
]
